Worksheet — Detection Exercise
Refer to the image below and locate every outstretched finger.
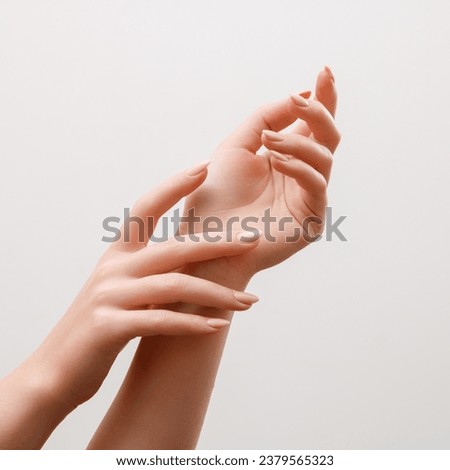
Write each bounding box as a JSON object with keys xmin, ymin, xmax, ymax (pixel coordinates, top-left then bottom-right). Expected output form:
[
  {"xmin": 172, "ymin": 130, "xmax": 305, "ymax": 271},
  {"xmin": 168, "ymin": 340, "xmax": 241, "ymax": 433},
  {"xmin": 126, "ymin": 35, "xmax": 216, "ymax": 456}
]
[
  {"xmin": 113, "ymin": 273, "xmax": 259, "ymax": 311},
  {"xmin": 118, "ymin": 309, "xmax": 231, "ymax": 338},
  {"xmin": 126, "ymin": 230, "xmax": 261, "ymax": 276},
  {"xmin": 114, "ymin": 161, "xmax": 210, "ymax": 251}
]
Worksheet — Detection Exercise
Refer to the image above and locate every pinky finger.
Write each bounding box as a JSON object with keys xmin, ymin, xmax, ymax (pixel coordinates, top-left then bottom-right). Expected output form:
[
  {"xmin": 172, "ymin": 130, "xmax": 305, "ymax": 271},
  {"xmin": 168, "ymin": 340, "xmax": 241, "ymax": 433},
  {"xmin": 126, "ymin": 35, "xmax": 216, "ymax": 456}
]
[{"xmin": 120, "ymin": 309, "xmax": 230, "ymax": 338}]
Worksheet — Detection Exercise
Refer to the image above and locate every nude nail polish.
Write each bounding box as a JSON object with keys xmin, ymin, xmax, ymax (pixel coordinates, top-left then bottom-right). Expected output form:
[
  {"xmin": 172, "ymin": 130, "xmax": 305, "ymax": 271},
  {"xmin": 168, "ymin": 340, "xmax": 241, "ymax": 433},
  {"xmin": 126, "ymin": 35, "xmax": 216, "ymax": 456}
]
[
  {"xmin": 262, "ymin": 130, "xmax": 284, "ymax": 141},
  {"xmin": 290, "ymin": 93, "xmax": 310, "ymax": 107},
  {"xmin": 233, "ymin": 291, "xmax": 259, "ymax": 304},
  {"xmin": 271, "ymin": 150, "xmax": 289, "ymax": 162},
  {"xmin": 207, "ymin": 318, "xmax": 230, "ymax": 329},
  {"xmin": 324, "ymin": 65, "xmax": 335, "ymax": 83},
  {"xmin": 187, "ymin": 159, "xmax": 211, "ymax": 176}
]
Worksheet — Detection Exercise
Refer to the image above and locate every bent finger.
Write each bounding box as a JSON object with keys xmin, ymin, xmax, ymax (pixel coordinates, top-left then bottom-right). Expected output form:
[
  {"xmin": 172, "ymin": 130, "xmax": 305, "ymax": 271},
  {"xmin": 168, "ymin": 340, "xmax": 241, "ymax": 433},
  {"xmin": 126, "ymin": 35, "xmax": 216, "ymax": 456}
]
[
  {"xmin": 288, "ymin": 95, "xmax": 341, "ymax": 152},
  {"xmin": 115, "ymin": 273, "xmax": 259, "ymax": 311},
  {"xmin": 262, "ymin": 130, "xmax": 333, "ymax": 180},
  {"xmin": 219, "ymin": 98, "xmax": 298, "ymax": 153},
  {"xmin": 270, "ymin": 152, "xmax": 327, "ymax": 194}
]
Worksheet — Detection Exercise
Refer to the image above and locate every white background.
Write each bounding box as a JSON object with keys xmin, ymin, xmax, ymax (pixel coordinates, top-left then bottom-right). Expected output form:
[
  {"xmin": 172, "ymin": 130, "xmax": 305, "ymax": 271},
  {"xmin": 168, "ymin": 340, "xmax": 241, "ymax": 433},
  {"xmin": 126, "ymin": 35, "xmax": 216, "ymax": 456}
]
[{"xmin": 0, "ymin": 0, "xmax": 449, "ymax": 449}]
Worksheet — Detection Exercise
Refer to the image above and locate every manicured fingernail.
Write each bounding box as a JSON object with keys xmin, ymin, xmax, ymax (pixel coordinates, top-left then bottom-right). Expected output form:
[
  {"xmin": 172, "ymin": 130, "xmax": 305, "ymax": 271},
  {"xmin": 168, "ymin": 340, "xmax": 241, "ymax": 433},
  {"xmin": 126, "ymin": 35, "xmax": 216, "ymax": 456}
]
[
  {"xmin": 187, "ymin": 159, "xmax": 211, "ymax": 176},
  {"xmin": 290, "ymin": 93, "xmax": 310, "ymax": 107},
  {"xmin": 238, "ymin": 230, "xmax": 262, "ymax": 243},
  {"xmin": 233, "ymin": 291, "xmax": 259, "ymax": 304},
  {"xmin": 271, "ymin": 150, "xmax": 289, "ymax": 162},
  {"xmin": 324, "ymin": 65, "xmax": 335, "ymax": 83},
  {"xmin": 207, "ymin": 318, "xmax": 230, "ymax": 329},
  {"xmin": 262, "ymin": 130, "xmax": 284, "ymax": 142}
]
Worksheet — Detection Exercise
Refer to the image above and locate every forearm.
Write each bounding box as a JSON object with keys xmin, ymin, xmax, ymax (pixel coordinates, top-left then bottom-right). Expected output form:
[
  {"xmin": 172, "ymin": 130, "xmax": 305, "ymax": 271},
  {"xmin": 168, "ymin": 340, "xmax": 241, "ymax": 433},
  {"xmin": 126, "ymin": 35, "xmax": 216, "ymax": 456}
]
[
  {"xmin": 88, "ymin": 266, "xmax": 251, "ymax": 450},
  {"xmin": 0, "ymin": 355, "xmax": 74, "ymax": 449}
]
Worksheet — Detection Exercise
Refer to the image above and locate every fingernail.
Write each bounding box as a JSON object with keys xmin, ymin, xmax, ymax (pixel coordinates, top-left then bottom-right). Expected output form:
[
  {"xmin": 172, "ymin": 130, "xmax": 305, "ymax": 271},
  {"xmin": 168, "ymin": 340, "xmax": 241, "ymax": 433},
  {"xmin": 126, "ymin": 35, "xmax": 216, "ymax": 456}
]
[
  {"xmin": 207, "ymin": 318, "xmax": 230, "ymax": 329},
  {"xmin": 290, "ymin": 93, "xmax": 310, "ymax": 107},
  {"xmin": 233, "ymin": 291, "xmax": 259, "ymax": 304},
  {"xmin": 187, "ymin": 159, "xmax": 211, "ymax": 176},
  {"xmin": 271, "ymin": 150, "xmax": 290, "ymax": 162},
  {"xmin": 238, "ymin": 230, "xmax": 262, "ymax": 243},
  {"xmin": 262, "ymin": 130, "xmax": 284, "ymax": 142},
  {"xmin": 324, "ymin": 65, "xmax": 335, "ymax": 83}
]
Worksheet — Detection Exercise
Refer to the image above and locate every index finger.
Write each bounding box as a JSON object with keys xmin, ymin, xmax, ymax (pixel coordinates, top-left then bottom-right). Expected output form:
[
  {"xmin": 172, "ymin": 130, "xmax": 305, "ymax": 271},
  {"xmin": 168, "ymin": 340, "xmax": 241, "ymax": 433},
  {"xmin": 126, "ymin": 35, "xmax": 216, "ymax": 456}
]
[
  {"xmin": 218, "ymin": 98, "xmax": 298, "ymax": 153},
  {"xmin": 113, "ymin": 161, "xmax": 210, "ymax": 251}
]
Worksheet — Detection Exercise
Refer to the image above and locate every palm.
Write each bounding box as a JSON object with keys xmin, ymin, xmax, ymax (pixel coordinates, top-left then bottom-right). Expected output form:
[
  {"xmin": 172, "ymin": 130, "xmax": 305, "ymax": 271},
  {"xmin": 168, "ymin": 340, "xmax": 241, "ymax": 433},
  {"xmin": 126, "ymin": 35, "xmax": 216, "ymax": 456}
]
[{"xmin": 185, "ymin": 146, "xmax": 320, "ymax": 274}]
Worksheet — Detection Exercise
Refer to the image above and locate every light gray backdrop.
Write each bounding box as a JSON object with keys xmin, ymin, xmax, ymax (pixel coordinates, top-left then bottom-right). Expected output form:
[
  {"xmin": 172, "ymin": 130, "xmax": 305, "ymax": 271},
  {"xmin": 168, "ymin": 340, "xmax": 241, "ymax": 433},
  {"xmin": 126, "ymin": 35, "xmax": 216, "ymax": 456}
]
[{"xmin": 0, "ymin": 0, "xmax": 449, "ymax": 449}]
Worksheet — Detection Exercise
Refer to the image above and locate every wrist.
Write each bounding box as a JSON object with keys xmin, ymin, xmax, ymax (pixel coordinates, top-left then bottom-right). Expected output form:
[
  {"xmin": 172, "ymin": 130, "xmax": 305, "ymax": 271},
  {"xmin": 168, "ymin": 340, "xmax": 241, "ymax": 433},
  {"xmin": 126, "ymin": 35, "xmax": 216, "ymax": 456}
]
[
  {"xmin": 0, "ymin": 358, "xmax": 75, "ymax": 448},
  {"xmin": 19, "ymin": 351, "xmax": 77, "ymax": 416},
  {"xmin": 185, "ymin": 260, "xmax": 254, "ymax": 292}
]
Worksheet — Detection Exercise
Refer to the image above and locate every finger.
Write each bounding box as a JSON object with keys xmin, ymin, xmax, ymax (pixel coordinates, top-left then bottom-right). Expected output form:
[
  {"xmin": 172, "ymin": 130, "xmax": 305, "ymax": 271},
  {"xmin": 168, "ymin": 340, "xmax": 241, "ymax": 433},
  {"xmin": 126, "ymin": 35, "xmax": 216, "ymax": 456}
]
[
  {"xmin": 119, "ymin": 310, "xmax": 231, "ymax": 338},
  {"xmin": 292, "ymin": 66, "xmax": 338, "ymax": 134},
  {"xmin": 315, "ymin": 66, "xmax": 338, "ymax": 118},
  {"xmin": 126, "ymin": 230, "xmax": 261, "ymax": 276},
  {"xmin": 219, "ymin": 98, "xmax": 300, "ymax": 153},
  {"xmin": 114, "ymin": 161, "xmax": 210, "ymax": 251},
  {"xmin": 270, "ymin": 151, "xmax": 327, "ymax": 216},
  {"xmin": 113, "ymin": 273, "xmax": 259, "ymax": 311},
  {"xmin": 270, "ymin": 151, "xmax": 327, "ymax": 194},
  {"xmin": 262, "ymin": 130, "xmax": 333, "ymax": 181},
  {"xmin": 288, "ymin": 94, "xmax": 341, "ymax": 153}
]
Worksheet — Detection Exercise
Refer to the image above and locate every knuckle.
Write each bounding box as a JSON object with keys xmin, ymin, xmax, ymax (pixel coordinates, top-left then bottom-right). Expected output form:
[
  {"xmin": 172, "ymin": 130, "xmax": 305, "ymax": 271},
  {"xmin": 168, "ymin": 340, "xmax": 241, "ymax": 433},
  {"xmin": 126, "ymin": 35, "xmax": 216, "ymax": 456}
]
[
  {"xmin": 313, "ymin": 99, "xmax": 330, "ymax": 117},
  {"xmin": 253, "ymin": 104, "xmax": 272, "ymax": 127},
  {"xmin": 316, "ymin": 174, "xmax": 328, "ymax": 192},
  {"xmin": 150, "ymin": 309, "xmax": 168, "ymax": 327},
  {"xmin": 311, "ymin": 101, "xmax": 336, "ymax": 128},
  {"xmin": 90, "ymin": 308, "xmax": 114, "ymax": 335},
  {"xmin": 322, "ymin": 146, "xmax": 334, "ymax": 165},
  {"xmin": 158, "ymin": 234, "xmax": 187, "ymax": 256},
  {"xmin": 90, "ymin": 309, "xmax": 125, "ymax": 341},
  {"xmin": 162, "ymin": 272, "xmax": 186, "ymax": 291},
  {"xmin": 91, "ymin": 283, "xmax": 114, "ymax": 307},
  {"xmin": 165, "ymin": 237, "xmax": 184, "ymax": 257},
  {"xmin": 254, "ymin": 103, "xmax": 269, "ymax": 116},
  {"xmin": 94, "ymin": 260, "xmax": 116, "ymax": 282}
]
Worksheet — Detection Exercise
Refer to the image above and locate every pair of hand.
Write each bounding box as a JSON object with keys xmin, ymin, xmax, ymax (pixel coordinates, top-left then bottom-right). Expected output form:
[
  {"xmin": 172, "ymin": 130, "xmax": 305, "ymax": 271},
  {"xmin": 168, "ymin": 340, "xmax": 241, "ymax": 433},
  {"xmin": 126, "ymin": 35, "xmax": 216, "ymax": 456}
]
[
  {"xmin": 0, "ymin": 67, "xmax": 340, "ymax": 449},
  {"xmin": 26, "ymin": 163, "xmax": 262, "ymax": 409}
]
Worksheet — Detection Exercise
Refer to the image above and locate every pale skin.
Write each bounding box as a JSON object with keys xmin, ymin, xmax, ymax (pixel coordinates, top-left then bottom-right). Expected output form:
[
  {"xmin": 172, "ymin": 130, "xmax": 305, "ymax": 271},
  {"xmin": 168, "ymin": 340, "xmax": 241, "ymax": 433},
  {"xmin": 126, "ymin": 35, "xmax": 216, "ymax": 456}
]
[
  {"xmin": 0, "ymin": 163, "xmax": 262, "ymax": 449},
  {"xmin": 87, "ymin": 67, "xmax": 340, "ymax": 449},
  {"xmin": 0, "ymin": 67, "xmax": 339, "ymax": 450}
]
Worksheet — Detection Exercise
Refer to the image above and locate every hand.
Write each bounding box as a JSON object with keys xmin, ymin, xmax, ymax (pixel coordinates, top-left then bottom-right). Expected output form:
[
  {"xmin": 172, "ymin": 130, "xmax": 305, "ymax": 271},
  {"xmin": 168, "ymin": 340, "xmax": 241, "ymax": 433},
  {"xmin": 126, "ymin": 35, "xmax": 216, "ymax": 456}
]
[
  {"xmin": 183, "ymin": 68, "xmax": 340, "ymax": 286},
  {"xmin": 84, "ymin": 74, "xmax": 340, "ymax": 451},
  {"xmin": 13, "ymin": 162, "xmax": 261, "ymax": 411}
]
